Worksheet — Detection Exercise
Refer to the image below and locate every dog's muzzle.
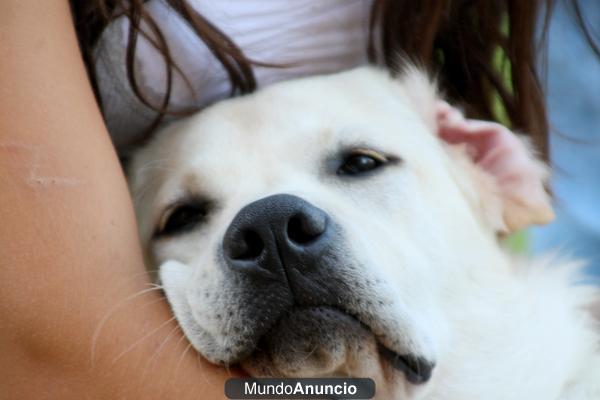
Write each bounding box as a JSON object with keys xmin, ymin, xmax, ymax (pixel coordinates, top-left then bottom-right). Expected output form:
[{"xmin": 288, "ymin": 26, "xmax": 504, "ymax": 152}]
[
  {"xmin": 221, "ymin": 194, "xmax": 434, "ymax": 383},
  {"xmin": 223, "ymin": 193, "xmax": 332, "ymax": 293}
]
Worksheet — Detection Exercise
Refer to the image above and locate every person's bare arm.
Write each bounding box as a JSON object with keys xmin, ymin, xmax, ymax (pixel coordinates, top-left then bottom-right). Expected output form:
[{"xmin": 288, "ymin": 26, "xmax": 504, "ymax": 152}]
[{"xmin": 0, "ymin": 1, "xmax": 235, "ymax": 398}]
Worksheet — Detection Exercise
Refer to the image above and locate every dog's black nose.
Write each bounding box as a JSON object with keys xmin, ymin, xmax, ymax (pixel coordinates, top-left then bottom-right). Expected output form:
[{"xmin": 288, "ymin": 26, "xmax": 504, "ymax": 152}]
[{"xmin": 223, "ymin": 194, "xmax": 330, "ymax": 278}]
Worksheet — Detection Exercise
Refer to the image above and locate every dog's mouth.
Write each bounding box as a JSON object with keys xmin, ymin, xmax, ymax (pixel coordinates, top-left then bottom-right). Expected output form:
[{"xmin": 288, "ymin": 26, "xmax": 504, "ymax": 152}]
[
  {"xmin": 247, "ymin": 305, "xmax": 434, "ymax": 384},
  {"xmin": 377, "ymin": 342, "xmax": 434, "ymax": 384}
]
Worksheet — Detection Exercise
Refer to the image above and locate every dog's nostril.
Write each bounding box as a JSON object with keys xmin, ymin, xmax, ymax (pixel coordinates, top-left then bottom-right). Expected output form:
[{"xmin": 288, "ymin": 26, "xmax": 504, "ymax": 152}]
[
  {"xmin": 231, "ymin": 230, "xmax": 264, "ymax": 260},
  {"xmin": 287, "ymin": 213, "xmax": 327, "ymax": 245},
  {"xmin": 223, "ymin": 195, "xmax": 332, "ymax": 277}
]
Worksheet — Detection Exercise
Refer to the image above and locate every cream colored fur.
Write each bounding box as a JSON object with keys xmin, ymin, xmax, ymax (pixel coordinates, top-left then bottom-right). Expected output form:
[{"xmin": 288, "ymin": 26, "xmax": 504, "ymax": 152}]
[{"xmin": 128, "ymin": 67, "xmax": 600, "ymax": 399}]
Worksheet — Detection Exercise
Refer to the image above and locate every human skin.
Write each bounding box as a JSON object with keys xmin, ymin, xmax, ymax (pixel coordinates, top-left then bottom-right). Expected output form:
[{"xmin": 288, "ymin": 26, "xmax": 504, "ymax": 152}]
[{"xmin": 0, "ymin": 1, "xmax": 237, "ymax": 398}]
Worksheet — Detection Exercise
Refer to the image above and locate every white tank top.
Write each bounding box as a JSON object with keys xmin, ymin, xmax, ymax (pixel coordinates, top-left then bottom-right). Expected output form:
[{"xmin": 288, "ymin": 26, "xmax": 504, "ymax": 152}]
[{"xmin": 94, "ymin": 0, "xmax": 374, "ymax": 150}]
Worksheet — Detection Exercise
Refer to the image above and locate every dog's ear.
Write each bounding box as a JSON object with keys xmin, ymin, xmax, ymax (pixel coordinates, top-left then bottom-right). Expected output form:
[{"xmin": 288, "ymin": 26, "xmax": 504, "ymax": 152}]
[
  {"xmin": 393, "ymin": 66, "xmax": 553, "ymax": 233},
  {"xmin": 435, "ymin": 101, "xmax": 554, "ymax": 234}
]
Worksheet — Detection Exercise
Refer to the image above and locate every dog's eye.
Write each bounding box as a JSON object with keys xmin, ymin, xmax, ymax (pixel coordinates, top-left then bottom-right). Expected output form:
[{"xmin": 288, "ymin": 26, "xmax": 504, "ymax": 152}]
[
  {"xmin": 337, "ymin": 150, "xmax": 387, "ymax": 176},
  {"xmin": 157, "ymin": 203, "xmax": 208, "ymax": 237}
]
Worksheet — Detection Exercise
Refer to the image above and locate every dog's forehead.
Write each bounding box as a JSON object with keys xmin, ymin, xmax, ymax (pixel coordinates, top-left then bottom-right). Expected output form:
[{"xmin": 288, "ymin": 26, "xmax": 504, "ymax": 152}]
[
  {"xmin": 170, "ymin": 69, "xmax": 427, "ymax": 166},
  {"xmin": 132, "ymin": 67, "xmax": 439, "ymax": 204}
]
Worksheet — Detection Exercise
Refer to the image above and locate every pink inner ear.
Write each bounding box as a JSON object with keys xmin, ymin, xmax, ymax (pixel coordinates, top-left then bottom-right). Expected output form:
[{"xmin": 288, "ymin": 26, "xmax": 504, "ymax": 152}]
[
  {"xmin": 436, "ymin": 101, "xmax": 552, "ymax": 230},
  {"xmin": 436, "ymin": 101, "xmax": 538, "ymax": 185}
]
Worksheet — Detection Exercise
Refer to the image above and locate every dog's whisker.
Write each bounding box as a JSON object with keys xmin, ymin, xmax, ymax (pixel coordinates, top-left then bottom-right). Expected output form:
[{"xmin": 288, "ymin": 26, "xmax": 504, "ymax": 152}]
[
  {"xmin": 104, "ymin": 270, "xmax": 163, "ymax": 294},
  {"xmin": 298, "ymin": 341, "xmax": 319, "ymax": 364},
  {"xmin": 90, "ymin": 287, "xmax": 167, "ymax": 366},
  {"xmin": 140, "ymin": 322, "xmax": 183, "ymax": 380},
  {"xmin": 132, "ymin": 177, "xmax": 163, "ymax": 204},
  {"xmin": 110, "ymin": 315, "xmax": 177, "ymax": 365},
  {"xmin": 194, "ymin": 350, "xmax": 212, "ymax": 386},
  {"xmin": 174, "ymin": 341, "xmax": 194, "ymax": 376},
  {"xmin": 134, "ymin": 158, "xmax": 172, "ymax": 176}
]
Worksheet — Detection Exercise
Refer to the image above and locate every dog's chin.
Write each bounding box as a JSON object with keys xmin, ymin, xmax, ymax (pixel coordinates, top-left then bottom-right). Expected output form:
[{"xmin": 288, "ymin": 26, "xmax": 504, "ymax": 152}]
[
  {"xmin": 241, "ymin": 306, "xmax": 373, "ymax": 377},
  {"xmin": 239, "ymin": 306, "xmax": 432, "ymax": 391}
]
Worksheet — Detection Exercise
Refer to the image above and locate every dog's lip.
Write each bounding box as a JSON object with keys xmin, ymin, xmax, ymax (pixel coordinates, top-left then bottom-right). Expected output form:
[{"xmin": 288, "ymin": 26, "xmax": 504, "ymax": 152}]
[
  {"xmin": 255, "ymin": 305, "xmax": 434, "ymax": 384},
  {"xmin": 322, "ymin": 306, "xmax": 435, "ymax": 384},
  {"xmin": 377, "ymin": 343, "xmax": 435, "ymax": 384}
]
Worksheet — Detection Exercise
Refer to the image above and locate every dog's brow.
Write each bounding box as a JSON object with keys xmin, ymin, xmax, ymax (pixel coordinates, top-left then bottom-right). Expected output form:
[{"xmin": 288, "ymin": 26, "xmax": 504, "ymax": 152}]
[
  {"xmin": 181, "ymin": 172, "xmax": 211, "ymax": 199},
  {"xmin": 152, "ymin": 173, "xmax": 213, "ymax": 228}
]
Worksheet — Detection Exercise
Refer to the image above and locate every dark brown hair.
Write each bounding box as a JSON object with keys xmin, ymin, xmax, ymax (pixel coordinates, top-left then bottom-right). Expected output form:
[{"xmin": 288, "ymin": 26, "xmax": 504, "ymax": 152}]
[{"xmin": 70, "ymin": 0, "xmax": 596, "ymax": 158}]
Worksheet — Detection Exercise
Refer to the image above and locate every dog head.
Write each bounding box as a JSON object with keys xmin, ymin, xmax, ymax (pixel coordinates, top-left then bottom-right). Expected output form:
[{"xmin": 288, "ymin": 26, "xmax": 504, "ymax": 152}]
[{"xmin": 127, "ymin": 67, "xmax": 553, "ymax": 398}]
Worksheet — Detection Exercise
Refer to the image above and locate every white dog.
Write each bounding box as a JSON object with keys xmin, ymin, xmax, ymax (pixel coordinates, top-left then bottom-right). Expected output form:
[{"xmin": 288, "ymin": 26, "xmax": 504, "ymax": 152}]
[{"xmin": 127, "ymin": 66, "xmax": 600, "ymax": 399}]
